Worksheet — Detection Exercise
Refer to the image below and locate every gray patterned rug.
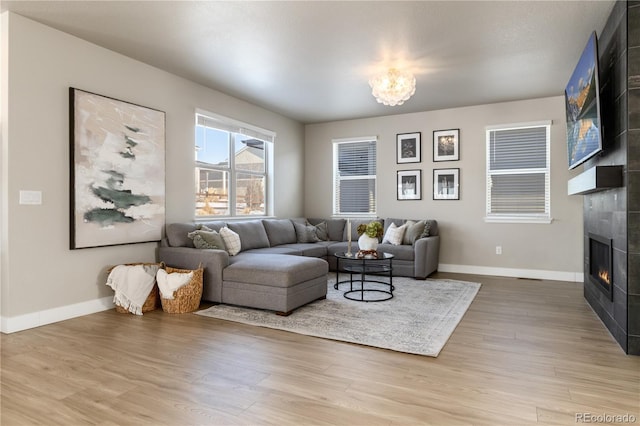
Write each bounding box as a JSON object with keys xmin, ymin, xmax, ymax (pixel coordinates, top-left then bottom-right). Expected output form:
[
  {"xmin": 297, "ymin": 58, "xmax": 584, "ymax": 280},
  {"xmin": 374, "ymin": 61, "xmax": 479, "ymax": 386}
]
[{"xmin": 195, "ymin": 277, "xmax": 481, "ymax": 357}]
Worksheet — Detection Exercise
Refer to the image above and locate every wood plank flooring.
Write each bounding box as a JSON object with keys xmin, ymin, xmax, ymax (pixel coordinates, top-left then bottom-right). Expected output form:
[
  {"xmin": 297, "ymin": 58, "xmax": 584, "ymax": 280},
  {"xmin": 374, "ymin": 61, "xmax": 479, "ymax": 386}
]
[{"xmin": 2, "ymin": 272, "xmax": 639, "ymax": 425}]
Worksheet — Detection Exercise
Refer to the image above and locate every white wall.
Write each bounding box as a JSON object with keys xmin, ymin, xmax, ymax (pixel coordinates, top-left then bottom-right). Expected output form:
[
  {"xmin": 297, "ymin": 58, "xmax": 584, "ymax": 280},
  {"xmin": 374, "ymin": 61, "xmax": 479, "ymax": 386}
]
[
  {"xmin": 305, "ymin": 97, "xmax": 584, "ymax": 281},
  {"xmin": 0, "ymin": 13, "xmax": 304, "ymax": 331}
]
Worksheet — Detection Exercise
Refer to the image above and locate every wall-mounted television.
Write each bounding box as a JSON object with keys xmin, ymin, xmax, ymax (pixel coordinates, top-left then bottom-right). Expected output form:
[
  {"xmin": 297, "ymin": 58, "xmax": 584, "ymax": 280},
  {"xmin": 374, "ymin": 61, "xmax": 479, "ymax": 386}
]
[{"xmin": 565, "ymin": 31, "xmax": 603, "ymax": 170}]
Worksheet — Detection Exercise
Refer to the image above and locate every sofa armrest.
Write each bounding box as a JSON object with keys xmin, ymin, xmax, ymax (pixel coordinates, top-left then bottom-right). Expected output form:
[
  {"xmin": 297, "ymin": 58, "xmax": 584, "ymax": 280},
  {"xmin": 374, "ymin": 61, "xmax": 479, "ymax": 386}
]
[
  {"xmin": 157, "ymin": 246, "xmax": 229, "ymax": 302},
  {"xmin": 413, "ymin": 235, "xmax": 440, "ymax": 279}
]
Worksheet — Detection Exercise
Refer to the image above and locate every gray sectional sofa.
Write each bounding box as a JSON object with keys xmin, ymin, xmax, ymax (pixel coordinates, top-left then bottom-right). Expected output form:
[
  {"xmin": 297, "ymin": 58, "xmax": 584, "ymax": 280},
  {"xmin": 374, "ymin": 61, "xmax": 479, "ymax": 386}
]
[{"xmin": 158, "ymin": 217, "xmax": 440, "ymax": 312}]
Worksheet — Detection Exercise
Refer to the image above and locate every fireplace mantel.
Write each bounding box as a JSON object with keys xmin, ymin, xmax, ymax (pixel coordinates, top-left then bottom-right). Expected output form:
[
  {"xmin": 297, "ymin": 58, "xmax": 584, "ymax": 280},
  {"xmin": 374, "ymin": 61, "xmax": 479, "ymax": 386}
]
[{"xmin": 568, "ymin": 165, "xmax": 623, "ymax": 195}]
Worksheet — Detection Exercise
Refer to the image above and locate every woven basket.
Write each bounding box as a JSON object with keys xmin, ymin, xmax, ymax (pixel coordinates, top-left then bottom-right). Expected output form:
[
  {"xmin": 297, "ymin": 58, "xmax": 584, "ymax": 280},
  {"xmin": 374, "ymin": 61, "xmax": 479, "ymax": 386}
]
[
  {"xmin": 160, "ymin": 266, "xmax": 204, "ymax": 314},
  {"xmin": 108, "ymin": 262, "xmax": 164, "ymax": 314}
]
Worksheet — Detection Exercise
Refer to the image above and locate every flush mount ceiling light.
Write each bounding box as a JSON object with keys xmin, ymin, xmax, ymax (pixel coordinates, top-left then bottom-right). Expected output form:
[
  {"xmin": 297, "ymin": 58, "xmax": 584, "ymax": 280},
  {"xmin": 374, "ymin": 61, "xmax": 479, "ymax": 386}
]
[{"xmin": 368, "ymin": 68, "xmax": 416, "ymax": 106}]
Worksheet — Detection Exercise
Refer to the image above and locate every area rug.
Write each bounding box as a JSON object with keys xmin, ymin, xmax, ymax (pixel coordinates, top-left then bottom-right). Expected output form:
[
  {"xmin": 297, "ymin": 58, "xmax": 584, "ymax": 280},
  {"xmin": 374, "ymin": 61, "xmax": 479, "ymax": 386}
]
[{"xmin": 195, "ymin": 277, "xmax": 481, "ymax": 357}]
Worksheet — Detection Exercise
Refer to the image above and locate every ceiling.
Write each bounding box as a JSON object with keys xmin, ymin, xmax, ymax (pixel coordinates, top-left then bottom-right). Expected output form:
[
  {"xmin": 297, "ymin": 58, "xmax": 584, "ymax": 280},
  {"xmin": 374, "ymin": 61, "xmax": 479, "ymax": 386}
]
[{"xmin": 2, "ymin": 1, "xmax": 615, "ymax": 124}]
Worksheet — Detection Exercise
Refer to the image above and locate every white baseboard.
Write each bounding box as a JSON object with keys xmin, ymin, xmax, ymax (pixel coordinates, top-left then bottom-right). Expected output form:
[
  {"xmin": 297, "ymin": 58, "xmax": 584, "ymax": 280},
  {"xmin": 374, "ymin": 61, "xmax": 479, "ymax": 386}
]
[
  {"xmin": 1, "ymin": 296, "xmax": 114, "ymax": 334},
  {"xmin": 438, "ymin": 263, "xmax": 584, "ymax": 283}
]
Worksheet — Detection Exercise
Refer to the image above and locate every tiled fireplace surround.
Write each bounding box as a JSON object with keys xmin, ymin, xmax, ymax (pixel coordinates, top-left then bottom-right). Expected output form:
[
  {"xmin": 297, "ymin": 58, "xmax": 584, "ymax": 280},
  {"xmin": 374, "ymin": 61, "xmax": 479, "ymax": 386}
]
[{"xmin": 582, "ymin": 0, "xmax": 639, "ymax": 355}]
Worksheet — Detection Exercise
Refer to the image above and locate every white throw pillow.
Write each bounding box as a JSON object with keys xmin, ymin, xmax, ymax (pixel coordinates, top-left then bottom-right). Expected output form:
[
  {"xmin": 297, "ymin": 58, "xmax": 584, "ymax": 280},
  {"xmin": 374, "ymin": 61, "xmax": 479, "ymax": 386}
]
[
  {"xmin": 382, "ymin": 222, "xmax": 408, "ymax": 246},
  {"xmin": 219, "ymin": 226, "xmax": 241, "ymax": 256}
]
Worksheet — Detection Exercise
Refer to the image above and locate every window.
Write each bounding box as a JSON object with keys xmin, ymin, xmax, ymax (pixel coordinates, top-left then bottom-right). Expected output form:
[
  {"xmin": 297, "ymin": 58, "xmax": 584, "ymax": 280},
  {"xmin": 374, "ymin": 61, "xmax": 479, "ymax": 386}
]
[
  {"xmin": 485, "ymin": 121, "xmax": 551, "ymax": 223},
  {"xmin": 195, "ymin": 111, "xmax": 274, "ymax": 217},
  {"xmin": 333, "ymin": 137, "xmax": 377, "ymax": 216}
]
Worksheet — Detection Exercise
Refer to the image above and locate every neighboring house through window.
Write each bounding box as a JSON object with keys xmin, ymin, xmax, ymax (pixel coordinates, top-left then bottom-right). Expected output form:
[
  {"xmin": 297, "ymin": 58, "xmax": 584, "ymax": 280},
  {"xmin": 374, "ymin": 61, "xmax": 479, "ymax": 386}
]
[
  {"xmin": 195, "ymin": 111, "xmax": 274, "ymax": 217},
  {"xmin": 333, "ymin": 137, "xmax": 377, "ymax": 217},
  {"xmin": 485, "ymin": 121, "xmax": 551, "ymax": 223}
]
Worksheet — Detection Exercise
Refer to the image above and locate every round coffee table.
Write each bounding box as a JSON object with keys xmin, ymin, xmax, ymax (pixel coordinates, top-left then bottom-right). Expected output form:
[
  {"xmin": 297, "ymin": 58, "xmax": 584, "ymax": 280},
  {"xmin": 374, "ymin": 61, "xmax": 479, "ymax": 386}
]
[{"xmin": 334, "ymin": 252, "xmax": 394, "ymax": 302}]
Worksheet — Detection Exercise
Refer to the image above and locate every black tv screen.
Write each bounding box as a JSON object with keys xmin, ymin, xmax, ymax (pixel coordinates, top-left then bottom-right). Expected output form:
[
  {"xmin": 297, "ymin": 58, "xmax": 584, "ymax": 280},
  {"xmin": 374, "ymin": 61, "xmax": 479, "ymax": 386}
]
[{"xmin": 565, "ymin": 31, "xmax": 603, "ymax": 170}]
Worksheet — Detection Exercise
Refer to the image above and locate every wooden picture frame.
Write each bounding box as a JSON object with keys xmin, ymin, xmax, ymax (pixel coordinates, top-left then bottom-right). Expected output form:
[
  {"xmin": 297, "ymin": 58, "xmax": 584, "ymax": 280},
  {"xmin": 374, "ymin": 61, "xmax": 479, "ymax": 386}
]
[
  {"xmin": 433, "ymin": 129, "xmax": 460, "ymax": 162},
  {"xmin": 396, "ymin": 132, "xmax": 421, "ymax": 164},
  {"xmin": 69, "ymin": 88, "xmax": 166, "ymax": 249},
  {"xmin": 433, "ymin": 168, "xmax": 460, "ymax": 200},
  {"xmin": 397, "ymin": 169, "xmax": 422, "ymax": 200}
]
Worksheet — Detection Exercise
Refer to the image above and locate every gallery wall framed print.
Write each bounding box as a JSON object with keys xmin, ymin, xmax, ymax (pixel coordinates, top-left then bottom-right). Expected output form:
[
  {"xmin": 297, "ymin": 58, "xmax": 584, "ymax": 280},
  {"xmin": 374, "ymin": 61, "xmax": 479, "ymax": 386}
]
[
  {"xmin": 397, "ymin": 169, "xmax": 422, "ymax": 200},
  {"xmin": 396, "ymin": 132, "xmax": 421, "ymax": 164},
  {"xmin": 433, "ymin": 168, "xmax": 459, "ymax": 200},
  {"xmin": 433, "ymin": 128, "xmax": 460, "ymax": 162},
  {"xmin": 69, "ymin": 87, "xmax": 166, "ymax": 249}
]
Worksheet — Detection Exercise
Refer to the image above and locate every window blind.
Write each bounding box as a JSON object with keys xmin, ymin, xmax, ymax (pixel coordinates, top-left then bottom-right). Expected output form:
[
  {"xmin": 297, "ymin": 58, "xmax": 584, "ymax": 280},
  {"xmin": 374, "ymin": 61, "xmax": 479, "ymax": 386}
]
[
  {"xmin": 486, "ymin": 124, "xmax": 550, "ymax": 219},
  {"xmin": 333, "ymin": 139, "xmax": 377, "ymax": 215}
]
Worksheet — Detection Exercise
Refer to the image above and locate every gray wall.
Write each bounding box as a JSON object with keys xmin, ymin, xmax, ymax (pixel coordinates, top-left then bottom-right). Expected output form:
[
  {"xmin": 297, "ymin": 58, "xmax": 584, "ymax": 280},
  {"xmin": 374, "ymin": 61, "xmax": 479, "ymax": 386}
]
[
  {"xmin": 0, "ymin": 13, "xmax": 304, "ymax": 328},
  {"xmin": 305, "ymin": 97, "xmax": 584, "ymax": 279},
  {"xmin": 583, "ymin": 0, "xmax": 640, "ymax": 355}
]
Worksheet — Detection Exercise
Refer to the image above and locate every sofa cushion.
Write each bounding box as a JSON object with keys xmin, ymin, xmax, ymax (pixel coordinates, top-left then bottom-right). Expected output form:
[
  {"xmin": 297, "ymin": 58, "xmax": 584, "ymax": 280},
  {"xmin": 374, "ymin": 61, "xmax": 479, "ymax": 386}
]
[
  {"xmin": 198, "ymin": 220, "xmax": 227, "ymax": 232},
  {"xmin": 278, "ymin": 243, "xmax": 327, "ymax": 258},
  {"xmin": 377, "ymin": 243, "xmax": 415, "ymax": 261},
  {"xmin": 166, "ymin": 223, "xmax": 198, "ymax": 247},
  {"xmin": 224, "ymin": 254, "xmax": 328, "ymax": 288},
  {"xmin": 262, "ymin": 219, "xmax": 297, "ymax": 246},
  {"xmin": 227, "ymin": 220, "xmax": 270, "ymax": 251},
  {"xmin": 293, "ymin": 221, "xmax": 321, "ymax": 243},
  {"xmin": 308, "ymin": 218, "xmax": 345, "ymax": 241}
]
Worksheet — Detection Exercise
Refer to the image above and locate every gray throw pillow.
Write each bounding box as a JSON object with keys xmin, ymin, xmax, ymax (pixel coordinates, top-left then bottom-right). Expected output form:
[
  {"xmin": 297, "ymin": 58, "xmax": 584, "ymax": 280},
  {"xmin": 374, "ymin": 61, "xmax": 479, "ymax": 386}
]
[
  {"xmin": 311, "ymin": 221, "xmax": 329, "ymax": 241},
  {"xmin": 404, "ymin": 220, "xmax": 426, "ymax": 245},
  {"xmin": 187, "ymin": 229, "xmax": 226, "ymax": 250},
  {"xmin": 420, "ymin": 221, "xmax": 432, "ymax": 238},
  {"xmin": 293, "ymin": 221, "xmax": 321, "ymax": 243}
]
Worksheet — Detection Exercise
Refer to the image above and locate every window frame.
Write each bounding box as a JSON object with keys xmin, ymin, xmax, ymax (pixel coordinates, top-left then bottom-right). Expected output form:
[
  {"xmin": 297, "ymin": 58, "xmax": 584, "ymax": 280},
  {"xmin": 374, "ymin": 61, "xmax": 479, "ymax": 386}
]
[
  {"xmin": 332, "ymin": 136, "xmax": 378, "ymax": 218},
  {"xmin": 485, "ymin": 121, "xmax": 552, "ymax": 224},
  {"xmin": 195, "ymin": 110, "xmax": 274, "ymax": 219}
]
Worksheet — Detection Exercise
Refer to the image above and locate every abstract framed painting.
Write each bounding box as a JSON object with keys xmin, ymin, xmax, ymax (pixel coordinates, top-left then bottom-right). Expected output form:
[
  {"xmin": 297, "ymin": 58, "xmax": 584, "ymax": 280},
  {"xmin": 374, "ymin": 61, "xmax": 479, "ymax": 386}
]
[{"xmin": 69, "ymin": 88, "xmax": 166, "ymax": 249}]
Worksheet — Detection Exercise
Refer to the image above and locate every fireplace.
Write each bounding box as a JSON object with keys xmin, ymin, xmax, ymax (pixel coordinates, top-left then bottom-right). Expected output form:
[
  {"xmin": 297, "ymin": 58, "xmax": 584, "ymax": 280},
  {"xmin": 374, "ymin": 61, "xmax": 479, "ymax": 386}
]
[{"xmin": 588, "ymin": 233, "xmax": 613, "ymax": 301}]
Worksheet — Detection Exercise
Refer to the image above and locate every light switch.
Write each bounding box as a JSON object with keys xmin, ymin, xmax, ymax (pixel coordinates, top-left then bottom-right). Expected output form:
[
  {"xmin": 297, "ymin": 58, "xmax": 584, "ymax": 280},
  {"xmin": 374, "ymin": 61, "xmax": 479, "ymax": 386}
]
[{"xmin": 19, "ymin": 190, "xmax": 42, "ymax": 205}]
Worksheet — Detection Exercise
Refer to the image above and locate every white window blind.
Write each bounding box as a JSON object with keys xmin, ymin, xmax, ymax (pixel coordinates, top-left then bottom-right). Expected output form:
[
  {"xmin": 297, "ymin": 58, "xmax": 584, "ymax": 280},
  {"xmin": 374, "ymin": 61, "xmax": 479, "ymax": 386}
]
[
  {"xmin": 486, "ymin": 122, "xmax": 551, "ymax": 223},
  {"xmin": 333, "ymin": 138, "xmax": 377, "ymax": 215}
]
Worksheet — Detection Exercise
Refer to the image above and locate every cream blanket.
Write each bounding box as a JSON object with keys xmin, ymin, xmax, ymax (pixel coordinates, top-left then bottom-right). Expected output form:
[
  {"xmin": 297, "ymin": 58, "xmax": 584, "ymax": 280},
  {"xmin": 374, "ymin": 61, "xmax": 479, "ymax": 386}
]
[
  {"xmin": 156, "ymin": 269, "xmax": 193, "ymax": 300},
  {"xmin": 106, "ymin": 264, "xmax": 158, "ymax": 315}
]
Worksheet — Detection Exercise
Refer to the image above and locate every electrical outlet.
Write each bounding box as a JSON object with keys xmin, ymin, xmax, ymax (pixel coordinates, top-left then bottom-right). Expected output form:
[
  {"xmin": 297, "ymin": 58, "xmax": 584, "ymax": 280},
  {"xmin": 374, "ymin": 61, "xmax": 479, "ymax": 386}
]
[{"xmin": 496, "ymin": 245, "xmax": 502, "ymax": 255}]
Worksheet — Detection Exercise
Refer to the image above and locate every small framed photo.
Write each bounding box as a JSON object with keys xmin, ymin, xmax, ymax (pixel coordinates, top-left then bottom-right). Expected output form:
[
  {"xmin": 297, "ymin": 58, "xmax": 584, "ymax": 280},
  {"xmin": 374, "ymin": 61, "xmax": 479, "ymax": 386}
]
[
  {"xmin": 396, "ymin": 132, "xmax": 421, "ymax": 164},
  {"xmin": 433, "ymin": 129, "xmax": 460, "ymax": 162},
  {"xmin": 397, "ymin": 170, "xmax": 422, "ymax": 200},
  {"xmin": 433, "ymin": 168, "xmax": 459, "ymax": 200}
]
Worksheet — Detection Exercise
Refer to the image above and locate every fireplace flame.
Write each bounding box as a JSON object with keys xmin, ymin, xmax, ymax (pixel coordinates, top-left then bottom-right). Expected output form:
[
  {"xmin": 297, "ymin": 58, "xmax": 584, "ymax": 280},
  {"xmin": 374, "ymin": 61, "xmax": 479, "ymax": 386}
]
[{"xmin": 598, "ymin": 269, "xmax": 610, "ymax": 285}]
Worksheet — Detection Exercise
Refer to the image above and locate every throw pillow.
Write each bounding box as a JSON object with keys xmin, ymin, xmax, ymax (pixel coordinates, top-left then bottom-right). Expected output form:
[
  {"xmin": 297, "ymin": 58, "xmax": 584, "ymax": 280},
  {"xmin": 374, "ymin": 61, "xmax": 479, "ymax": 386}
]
[
  {"xmin": 403, "ymin": 220, "xmax": 426, "ymax": 245},
  {"xmin": 293, "ymin": 221, "xmax": 321, "ymax": 243},
  {"xmin": 382, "ymin": 222, "xmax": 407, "ymax": 246},
  {"xmin": 310, "ymin": 221, "xmax": 328, "ymax": 241},
  {"xmin": 219, "ymin": 226, "xmax": 241, "ymax": 256},
  {"xmin": 420, "ymin": 221, "xmax": 432, "ymax": 239},
  {"xmin": 187, "ymin": 229, "xmax": 226, "ymax": 250}
]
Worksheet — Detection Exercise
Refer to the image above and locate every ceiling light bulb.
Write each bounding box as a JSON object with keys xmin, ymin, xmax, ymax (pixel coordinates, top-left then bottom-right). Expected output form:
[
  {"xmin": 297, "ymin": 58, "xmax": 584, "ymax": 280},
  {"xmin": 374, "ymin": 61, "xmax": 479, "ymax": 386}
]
[{"xmin": 369, "ymin": 68, "xmax": 416, "ymax": 106}]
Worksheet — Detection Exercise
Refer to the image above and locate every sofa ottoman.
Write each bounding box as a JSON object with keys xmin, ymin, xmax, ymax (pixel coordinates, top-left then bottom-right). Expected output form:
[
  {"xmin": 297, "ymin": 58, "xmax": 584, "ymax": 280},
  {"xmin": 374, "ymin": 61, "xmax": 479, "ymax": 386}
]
[{"xmin": 222, "ymin": 253, "xmax": 328, "ymax": 315}]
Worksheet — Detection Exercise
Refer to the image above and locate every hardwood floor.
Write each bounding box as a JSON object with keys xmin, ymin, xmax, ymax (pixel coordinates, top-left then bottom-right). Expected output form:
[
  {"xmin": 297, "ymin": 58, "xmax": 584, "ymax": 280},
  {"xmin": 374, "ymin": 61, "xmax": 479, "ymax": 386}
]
[{"xmin": 2, "ymin": 272, "xmax": 639, "ymax": 425}]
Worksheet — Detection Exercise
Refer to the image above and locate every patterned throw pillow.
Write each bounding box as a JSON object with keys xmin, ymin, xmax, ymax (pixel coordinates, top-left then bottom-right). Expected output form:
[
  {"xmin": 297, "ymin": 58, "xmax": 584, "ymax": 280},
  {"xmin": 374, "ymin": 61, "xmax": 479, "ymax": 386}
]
[
  {"xmin": 294, "ymin": 221, "xmax": 321, "ymax": 243},
  {"xmin": 187, "ymin": 229, "xmax": 226, "ymax": 250},
  {"xmin": 219, "ymin": 226, "xmax": 241, "ymax": 256},
  {"xmin": 313, "ymin": 221, "xmax": 329, "ymax": 241},
  {"xmin": 420, "ymin": 221, "xmax": 432, "ymax": 239},
  {"xmin": 382, "ymin": 222, "xmax": 407, "ymax": 246}
]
